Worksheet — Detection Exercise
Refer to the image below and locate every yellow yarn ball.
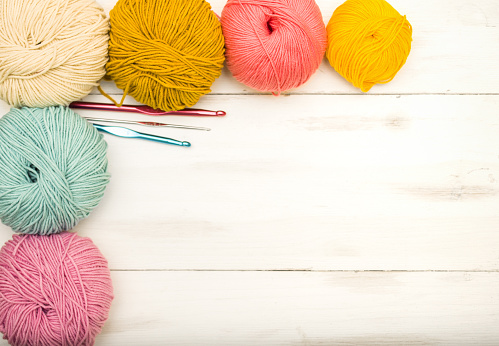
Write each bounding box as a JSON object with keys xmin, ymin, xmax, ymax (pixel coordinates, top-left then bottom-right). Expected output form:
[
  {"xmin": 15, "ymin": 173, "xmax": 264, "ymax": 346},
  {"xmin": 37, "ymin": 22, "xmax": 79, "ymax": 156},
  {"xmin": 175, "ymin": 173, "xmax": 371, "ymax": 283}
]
[
  {"xmin": 104, "ymin": 0, "xmax": 225, "ymax": 112},
  {"xmin": 326, "ymin": 0, "xmax": 412, "ymax": 92}
]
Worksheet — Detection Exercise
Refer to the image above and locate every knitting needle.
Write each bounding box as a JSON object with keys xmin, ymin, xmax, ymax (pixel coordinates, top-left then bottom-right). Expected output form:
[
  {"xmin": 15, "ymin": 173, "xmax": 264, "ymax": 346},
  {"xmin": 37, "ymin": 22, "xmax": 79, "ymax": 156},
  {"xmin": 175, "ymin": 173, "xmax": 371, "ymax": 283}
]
[
  {"xmin": 84, "ymin": 117, "xmax": 210, "ymax": 131},
  {"xmin": 92, "ymin": 124, "xmax": 191, "ymax": 147},
  {"xmin": 70, "ymin": 101, "xmax": 226, "ymax": 116}
]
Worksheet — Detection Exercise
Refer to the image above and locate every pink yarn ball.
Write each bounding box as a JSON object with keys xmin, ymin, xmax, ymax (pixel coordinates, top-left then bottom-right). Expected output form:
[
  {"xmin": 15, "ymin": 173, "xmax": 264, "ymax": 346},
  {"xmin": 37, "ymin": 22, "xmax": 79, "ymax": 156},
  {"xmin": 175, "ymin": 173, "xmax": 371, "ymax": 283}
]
[
  {"xmin": 0, "ymin": 232, "xmax": 113, "ymax": 346},
  {"xmin": 221, "ymin": 0, "xmax": 327, "ymax": 94}
]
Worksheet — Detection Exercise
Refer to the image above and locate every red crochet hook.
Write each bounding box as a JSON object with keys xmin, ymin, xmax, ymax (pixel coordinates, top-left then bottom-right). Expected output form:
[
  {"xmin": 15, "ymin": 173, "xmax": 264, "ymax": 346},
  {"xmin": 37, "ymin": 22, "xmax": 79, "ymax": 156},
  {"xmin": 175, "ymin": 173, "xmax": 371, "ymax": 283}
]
[{"xmin": 69, "ymin": 101, "xmax": 226, "ymax": 116}]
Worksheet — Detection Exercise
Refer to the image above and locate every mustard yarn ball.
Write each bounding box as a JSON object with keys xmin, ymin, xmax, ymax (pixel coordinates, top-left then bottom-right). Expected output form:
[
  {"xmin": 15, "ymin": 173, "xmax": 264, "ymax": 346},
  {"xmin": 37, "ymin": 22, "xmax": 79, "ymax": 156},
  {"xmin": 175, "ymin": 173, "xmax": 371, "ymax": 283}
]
[
  {"xmin": 326, "ymin": 0, "xmax": 413, "ymax": 92},
  {"xmin": 105, "ymin": 0, "xmax": 225, "ymax": 112},
  {"xmin": 0, "ymin": 0, "xmax": 109, "ymax": 108}
]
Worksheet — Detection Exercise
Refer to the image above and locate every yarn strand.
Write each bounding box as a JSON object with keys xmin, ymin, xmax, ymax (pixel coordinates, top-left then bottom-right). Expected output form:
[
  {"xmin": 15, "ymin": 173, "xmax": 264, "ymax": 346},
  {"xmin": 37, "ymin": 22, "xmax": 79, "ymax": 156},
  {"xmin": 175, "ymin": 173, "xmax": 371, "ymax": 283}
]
[
  {"xmin": 104, "ymin": 0, "xmax": 225, "ymax": 112},
  {"xmin": 221, "ymin": 0, "xmax": 327, "ymax": 94},
  {"xmin": 0, "ymin": 106, "xmax": 110, "ymax": 235},
  {"xmin": 0, "ymin": 233, "xmax": 113, "ymax": 346},
  {"xmin": 326, "ymin": 0, "xmax": 412, "ymax": 92},
  {"xmin": 0, "ymin": 0, "xmax": 110, "ymax": 107}
]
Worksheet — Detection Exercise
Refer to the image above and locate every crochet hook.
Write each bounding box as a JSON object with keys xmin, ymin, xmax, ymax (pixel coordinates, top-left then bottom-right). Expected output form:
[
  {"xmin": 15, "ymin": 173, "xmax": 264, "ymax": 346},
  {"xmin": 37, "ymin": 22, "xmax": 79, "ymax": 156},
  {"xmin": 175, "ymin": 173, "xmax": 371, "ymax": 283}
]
[
  {"xmin": 92, "ymin": 124, "xmax": 191, "ymax": 147},
  {"xmin": 84, "ymin": 117, "xmax": 210, "ymax": 131},
  {"xmin": 70, "ymin": 101, "xmax": 226, "ymax": 116}
]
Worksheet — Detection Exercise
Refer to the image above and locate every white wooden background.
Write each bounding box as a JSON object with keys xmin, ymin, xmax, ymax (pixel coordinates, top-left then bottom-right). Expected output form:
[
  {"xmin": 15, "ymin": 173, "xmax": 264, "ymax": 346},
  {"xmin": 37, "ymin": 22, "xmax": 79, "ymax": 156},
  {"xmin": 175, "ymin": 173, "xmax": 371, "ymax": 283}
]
[{"xmin": 1, "ymin": 0, "xmax": 499, "ymax": 344}]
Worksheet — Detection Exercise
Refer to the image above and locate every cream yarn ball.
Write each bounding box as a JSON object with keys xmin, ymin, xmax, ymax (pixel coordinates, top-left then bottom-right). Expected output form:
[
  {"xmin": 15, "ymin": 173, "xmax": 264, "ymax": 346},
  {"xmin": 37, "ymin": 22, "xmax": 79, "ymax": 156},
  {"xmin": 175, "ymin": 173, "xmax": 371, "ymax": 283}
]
[{"xmin": 0, "ymin": 0, "xmax": 109, "ymax": 108}]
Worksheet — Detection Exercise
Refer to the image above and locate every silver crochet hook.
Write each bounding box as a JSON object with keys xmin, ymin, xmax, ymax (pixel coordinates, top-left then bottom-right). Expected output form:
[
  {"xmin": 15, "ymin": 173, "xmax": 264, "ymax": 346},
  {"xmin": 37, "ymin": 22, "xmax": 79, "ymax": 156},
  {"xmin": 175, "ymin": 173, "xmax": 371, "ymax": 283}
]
[
  {"xmin": 93, "ymin": 124, "xmax": 191, "ymax": 147},
  {"xmin": 84, "ymin": 117, "xmax": 210, "ymax": 131}
]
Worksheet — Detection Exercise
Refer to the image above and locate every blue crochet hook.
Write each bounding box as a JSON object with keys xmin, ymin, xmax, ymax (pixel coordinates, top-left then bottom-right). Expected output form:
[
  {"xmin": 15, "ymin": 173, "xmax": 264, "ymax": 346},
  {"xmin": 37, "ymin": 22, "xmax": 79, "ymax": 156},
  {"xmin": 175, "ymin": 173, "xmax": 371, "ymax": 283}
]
[{"xmin": 92, "ymin": 124, "xmax": 191, "ymax": 147}]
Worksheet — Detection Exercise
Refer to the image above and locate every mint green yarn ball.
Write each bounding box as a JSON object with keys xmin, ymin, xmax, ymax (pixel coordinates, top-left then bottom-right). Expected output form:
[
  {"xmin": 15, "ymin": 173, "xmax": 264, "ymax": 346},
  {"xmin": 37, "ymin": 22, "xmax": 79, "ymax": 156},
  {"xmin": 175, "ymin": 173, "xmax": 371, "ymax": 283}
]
[{"xmin": 0, "ymin": 106, "xmax": 110, "ymax": 235}]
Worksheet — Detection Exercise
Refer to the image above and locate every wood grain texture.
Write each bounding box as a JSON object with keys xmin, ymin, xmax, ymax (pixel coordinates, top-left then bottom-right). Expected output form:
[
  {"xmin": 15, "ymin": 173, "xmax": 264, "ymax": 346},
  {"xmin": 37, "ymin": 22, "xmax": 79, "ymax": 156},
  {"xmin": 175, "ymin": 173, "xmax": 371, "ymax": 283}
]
[
  {"xmin": 0, "ymin": 0, "xmax": 498, "ymax": 344},
  {"xmin": 56, "ymin": 272, "xmax": 499, "ymax": 345},
  {"xmin": 2, "ymin": 95, "xmax": 497, "ymax": 271}
]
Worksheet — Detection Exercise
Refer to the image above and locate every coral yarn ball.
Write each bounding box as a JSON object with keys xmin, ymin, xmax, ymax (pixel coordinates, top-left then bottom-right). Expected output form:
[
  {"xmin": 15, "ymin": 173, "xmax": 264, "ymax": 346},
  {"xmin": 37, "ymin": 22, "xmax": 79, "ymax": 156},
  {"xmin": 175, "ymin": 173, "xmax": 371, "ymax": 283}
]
[
  {"xmin": 0, "ymin": 232, "xmax": 113, "ymax": 346},
  {"xmin": 105, "ymin": 0, "xmax": 225, "ymax": 112},
  {"xmin": 221, "ymin": 0, "xmax": 327, "ymax": 94},
  {"xmin": 0, "ymin": 0, "xmax": 109, "ymax": 108},
  {"xmin": 0, "ymin": 107, "xmax": 110, "ymax": 235},
  {"xmin": 326, "ymin": 0, "xmax": 412, "ymax": 92}
]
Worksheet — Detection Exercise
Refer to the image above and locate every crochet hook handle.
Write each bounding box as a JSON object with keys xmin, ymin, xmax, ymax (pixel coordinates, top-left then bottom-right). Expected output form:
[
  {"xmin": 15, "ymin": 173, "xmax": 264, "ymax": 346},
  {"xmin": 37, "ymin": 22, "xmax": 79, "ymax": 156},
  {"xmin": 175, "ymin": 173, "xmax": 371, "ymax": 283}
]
[
  {"xmin": 92, "ymin": 124, "xmax": 191, "ymax": 147},
  {"xmin": 71, "ymin": 101, "xmax": 143, "ymax": 113},
  {"xmin": 70, "ymin": 101, "xmax": 225, "ymax": 116}
]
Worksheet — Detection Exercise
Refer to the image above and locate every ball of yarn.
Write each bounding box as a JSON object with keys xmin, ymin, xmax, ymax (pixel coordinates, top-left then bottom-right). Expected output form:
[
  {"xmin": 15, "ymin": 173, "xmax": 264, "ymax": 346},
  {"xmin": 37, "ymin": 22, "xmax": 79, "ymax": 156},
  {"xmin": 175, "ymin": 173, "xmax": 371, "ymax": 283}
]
[
  {"xmin": 0, "ymin": 232, "xmax": 113, "ymax": 346},
  {"xmin": 326, "ymin": 0, "xmax": 412, "ymax": 92},
  {"xmin": 221, "ymin": 0, "xmax": 327, "ymax": 95},
  {"xmin": 0, "ymin": 0, "xmax": 109, "ymax": 108},
  {"xmin": 0, "ymin": 106, "xmax": 110, "ymax": 235},
  {"xmin": 104, "ymin": 0, "xmax": 225, "ymax": 112}
]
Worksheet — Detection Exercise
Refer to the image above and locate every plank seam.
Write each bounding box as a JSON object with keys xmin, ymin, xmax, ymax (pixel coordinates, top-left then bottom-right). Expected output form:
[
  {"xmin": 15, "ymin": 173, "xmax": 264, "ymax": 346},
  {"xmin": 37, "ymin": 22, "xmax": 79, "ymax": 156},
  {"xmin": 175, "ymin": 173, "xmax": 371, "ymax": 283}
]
[
  {"xmin": 109, "ymin": 269, "xmax": 499, "ymax": 272},
  {"xmin": 94, "ymin": 92, "xmax": 499, "ymax": 96}
]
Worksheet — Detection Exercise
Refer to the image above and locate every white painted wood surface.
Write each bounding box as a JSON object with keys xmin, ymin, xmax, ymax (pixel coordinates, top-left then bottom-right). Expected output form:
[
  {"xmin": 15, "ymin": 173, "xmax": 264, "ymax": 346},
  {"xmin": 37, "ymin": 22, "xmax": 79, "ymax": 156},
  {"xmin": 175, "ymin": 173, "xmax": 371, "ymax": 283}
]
[{"xmin": 1, "ymin": 0, "xmax": 499, "ymax": 344}]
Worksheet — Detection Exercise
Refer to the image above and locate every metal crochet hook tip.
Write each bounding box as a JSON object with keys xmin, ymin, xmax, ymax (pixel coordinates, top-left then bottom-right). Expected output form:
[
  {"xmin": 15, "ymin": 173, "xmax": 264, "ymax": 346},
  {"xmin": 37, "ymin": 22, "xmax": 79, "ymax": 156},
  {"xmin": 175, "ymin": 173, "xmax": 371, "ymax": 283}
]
[
  {"xmin": 83, "ymin": 117, "xmax": 211, "ymax": 131},
  {"xmin": 216, "ymin": 111, "xmax": 226, "ymax": 116},
  {"xmin": 92, "ymin": 124, "xmax": 191, "ymax": 147}
]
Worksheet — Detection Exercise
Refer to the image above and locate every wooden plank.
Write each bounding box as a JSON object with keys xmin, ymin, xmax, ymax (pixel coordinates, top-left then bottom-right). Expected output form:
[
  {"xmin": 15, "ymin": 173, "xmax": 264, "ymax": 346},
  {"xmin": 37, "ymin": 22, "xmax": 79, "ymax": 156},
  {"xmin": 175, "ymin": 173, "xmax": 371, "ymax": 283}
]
[
  {"xmin": 1, "ymin": 94, "xmax": 497, "ymax": 271},
  {"xmin": 94, "ymin": 0, "xmax": 499, "ymax": 95},
  {"xmin": 0, "ymin": 0, "xmax": 497, "ymax": 344},
  {"xmin": 2, "ymin": 271, "xmax": 496, "ymax": 345}
]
